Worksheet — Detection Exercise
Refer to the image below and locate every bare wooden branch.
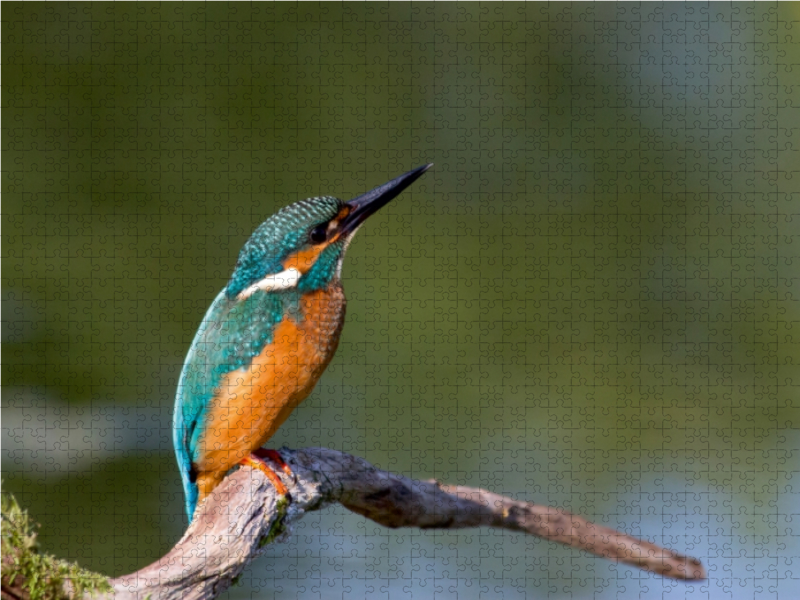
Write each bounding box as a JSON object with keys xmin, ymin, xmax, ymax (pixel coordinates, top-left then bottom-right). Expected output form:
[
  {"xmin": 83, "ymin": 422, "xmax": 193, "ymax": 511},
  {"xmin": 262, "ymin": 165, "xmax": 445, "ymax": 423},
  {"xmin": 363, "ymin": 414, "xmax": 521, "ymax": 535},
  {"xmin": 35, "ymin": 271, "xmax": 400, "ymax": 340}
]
[{"xmin": 108, "ymin": 447, "xmax": 706, "ymax": 599}]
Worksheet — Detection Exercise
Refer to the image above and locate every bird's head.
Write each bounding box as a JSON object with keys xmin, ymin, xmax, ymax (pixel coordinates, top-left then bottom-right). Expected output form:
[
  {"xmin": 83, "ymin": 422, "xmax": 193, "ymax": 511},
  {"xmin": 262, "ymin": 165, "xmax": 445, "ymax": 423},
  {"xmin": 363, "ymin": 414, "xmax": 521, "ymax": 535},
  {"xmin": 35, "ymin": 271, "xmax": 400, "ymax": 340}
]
[{"xmin": 225, "ymin": 164, "xmax": 432, "ymax": 299}]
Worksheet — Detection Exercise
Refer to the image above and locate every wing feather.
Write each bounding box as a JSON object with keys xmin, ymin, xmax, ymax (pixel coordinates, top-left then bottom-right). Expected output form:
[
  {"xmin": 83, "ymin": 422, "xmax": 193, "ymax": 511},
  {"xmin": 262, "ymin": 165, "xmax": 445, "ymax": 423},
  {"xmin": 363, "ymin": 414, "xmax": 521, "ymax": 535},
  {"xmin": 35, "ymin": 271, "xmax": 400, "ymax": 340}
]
[{"xmin": 172, "ymin": 290, "xmax": 288, "ymax": 519}]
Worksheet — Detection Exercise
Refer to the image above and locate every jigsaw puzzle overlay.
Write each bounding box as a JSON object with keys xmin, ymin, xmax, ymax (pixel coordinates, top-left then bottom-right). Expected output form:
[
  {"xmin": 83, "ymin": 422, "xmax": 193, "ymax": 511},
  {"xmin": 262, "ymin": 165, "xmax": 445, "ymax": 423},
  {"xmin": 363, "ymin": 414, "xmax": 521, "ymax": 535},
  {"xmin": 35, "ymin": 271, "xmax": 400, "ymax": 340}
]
[{"xmin": 3, "ymin": 3, "xmax": 798, "ymax": 599}]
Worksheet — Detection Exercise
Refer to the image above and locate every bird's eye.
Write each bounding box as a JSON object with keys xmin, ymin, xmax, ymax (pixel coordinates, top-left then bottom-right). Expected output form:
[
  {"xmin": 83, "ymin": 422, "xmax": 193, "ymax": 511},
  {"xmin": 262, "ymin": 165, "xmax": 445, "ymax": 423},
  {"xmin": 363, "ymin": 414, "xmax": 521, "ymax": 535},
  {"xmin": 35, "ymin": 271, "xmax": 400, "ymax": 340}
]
[{"xmin": 309, "ymin": 223, "xmax": 328, "ymax": 244}]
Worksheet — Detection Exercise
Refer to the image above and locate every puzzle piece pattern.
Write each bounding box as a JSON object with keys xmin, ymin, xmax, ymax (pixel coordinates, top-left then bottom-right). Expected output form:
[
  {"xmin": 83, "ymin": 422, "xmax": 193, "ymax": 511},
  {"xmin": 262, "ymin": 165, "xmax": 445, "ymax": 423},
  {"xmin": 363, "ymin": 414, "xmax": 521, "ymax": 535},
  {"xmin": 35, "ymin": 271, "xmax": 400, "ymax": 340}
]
[{"xmin": 3, "ymin": 3, "xmax": 798, "ymax": 599}]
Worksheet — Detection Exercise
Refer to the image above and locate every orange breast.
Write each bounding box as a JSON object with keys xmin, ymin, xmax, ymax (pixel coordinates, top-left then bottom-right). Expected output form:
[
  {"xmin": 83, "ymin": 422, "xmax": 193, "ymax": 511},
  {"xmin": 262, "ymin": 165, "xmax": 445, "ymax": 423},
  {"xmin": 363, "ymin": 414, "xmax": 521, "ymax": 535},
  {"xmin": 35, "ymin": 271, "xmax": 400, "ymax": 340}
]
[{"xmin": 196, "ymin": 285, "xmax": 346, "ymax": 475}]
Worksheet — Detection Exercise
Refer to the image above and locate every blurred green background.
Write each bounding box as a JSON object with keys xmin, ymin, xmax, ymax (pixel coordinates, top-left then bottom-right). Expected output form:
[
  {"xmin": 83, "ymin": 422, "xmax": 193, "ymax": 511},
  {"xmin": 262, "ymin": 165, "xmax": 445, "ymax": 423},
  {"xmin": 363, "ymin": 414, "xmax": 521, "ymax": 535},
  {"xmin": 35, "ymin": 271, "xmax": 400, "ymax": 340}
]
[{"xmin": 3, "ymin": 3, "xmax": 799, "ymax": 599}]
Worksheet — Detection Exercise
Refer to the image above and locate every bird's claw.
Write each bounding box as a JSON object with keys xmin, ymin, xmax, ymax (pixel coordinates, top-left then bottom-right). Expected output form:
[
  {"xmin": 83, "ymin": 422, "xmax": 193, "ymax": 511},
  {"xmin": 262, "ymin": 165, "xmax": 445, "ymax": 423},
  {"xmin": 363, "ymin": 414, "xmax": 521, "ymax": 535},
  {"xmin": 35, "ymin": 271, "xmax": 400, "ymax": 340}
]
[
  {"xmin": 240, "ymin": 451, "xmax": 291, "ymax": 497},
  {"xmin": 252, "ymin": 448, "xmax": 296, "ymax": 482}
]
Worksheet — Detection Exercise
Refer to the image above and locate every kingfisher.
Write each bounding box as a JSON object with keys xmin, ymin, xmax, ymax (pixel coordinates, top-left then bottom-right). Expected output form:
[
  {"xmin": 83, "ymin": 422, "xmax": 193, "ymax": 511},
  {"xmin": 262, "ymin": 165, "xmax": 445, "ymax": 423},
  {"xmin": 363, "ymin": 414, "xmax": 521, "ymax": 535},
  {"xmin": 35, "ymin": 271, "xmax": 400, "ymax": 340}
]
[{"xmin": 173, "ymin": 164, "xmax": 432, "ymax": 521}]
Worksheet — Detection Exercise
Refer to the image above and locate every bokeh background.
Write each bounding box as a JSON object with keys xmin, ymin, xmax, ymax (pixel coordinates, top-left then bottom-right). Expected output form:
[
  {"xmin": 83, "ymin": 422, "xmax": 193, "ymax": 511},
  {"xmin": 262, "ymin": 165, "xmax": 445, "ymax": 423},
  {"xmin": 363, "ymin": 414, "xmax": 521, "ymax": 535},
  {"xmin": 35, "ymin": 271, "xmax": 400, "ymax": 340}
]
[{"xmin": 3, "ymin": 3, "xmax": 799, "ymax": 599}]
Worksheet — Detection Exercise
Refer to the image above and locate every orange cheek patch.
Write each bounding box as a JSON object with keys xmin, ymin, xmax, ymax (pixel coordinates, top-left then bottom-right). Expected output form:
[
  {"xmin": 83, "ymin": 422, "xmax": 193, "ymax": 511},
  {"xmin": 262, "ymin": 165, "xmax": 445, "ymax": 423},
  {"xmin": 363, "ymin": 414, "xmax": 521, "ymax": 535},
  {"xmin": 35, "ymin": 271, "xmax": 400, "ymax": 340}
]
[{"xmin": 283, "ymin": 245, "xmax": 326, "ymax": 273}]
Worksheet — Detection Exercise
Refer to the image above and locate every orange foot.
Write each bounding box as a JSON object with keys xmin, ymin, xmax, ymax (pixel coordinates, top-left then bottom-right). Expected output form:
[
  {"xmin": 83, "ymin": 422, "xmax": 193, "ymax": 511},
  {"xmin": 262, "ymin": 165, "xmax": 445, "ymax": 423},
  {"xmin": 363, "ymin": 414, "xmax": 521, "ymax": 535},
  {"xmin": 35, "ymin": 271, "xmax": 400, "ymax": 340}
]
[
  {"xmin": 240, "ymin": 449, "xmax": 292, "ymax": 497},
  {"xmin": 252, "ymin": 448, "xmax": 294, "ymax": 479}
]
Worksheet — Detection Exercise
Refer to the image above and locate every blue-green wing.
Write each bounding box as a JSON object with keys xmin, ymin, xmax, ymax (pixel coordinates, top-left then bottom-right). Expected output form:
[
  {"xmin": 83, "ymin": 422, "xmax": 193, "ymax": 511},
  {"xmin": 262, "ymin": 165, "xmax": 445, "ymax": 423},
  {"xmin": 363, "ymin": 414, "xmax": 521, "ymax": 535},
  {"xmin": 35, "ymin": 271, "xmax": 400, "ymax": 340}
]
[{"xmin": 172, "ymin": 289, "xmax": 288, "ymax": 520}]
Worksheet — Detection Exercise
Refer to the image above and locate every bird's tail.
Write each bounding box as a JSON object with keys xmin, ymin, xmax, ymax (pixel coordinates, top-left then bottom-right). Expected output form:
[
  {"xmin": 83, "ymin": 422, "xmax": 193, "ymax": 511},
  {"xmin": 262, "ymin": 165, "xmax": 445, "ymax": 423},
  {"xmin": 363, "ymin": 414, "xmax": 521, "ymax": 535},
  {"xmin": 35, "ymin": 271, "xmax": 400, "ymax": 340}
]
[
  {"xmin": 173, "ymin": 416, "xmax": 199, "ymax": 521},
  {"xmin": 181, "ymin": 466, "xmax": 199, "ymax": 522}
]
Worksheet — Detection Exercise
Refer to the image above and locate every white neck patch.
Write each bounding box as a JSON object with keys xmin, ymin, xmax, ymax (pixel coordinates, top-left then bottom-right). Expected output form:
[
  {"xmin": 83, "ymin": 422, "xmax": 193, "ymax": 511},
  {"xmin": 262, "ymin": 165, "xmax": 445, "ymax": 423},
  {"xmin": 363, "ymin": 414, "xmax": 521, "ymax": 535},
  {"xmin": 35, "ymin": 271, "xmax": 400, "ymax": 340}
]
[{"xmin": 237, "ymin": 267, "xmax": 302, "ymax": 300}]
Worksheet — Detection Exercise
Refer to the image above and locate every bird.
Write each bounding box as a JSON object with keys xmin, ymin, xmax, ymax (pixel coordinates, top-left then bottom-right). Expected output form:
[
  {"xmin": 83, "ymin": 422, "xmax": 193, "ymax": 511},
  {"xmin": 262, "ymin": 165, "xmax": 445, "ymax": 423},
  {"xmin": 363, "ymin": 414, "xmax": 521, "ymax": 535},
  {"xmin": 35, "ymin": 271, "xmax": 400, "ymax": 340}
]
[{"xmin": 173, "ymin": 164, "xmax": 433, "ymax": 521}]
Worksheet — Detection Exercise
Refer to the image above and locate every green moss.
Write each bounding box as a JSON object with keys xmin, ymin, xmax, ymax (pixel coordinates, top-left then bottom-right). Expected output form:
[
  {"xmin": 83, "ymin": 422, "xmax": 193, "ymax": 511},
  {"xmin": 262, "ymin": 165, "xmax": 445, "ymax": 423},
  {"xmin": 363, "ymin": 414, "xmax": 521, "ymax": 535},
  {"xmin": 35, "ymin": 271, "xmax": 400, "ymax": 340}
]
[
  {"xmin": 1, "ymin": 489, "xmax": 112, "ymax": 599},
  {"xmin": 258, "ymin": 495, "xmax": 291, "ymax": 548}
]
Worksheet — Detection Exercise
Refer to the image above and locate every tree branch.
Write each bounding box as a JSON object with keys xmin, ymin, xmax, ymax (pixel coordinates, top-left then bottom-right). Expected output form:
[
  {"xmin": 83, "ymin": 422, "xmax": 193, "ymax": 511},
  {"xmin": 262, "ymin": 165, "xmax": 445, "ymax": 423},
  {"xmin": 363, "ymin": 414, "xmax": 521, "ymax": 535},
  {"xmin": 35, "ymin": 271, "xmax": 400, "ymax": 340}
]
[{"xmin": 109, "ymin": 447, "xmax": 706, "ymax": 599}]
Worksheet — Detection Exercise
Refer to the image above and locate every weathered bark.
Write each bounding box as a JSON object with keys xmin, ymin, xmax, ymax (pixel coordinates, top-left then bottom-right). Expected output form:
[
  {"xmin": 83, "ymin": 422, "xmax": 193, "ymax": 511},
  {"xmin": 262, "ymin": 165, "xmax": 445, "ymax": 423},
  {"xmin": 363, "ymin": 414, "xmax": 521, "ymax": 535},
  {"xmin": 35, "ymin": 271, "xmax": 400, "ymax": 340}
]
[{"xmin": 106, "ymin": 447, "xmax": 705, "ymax": 599}]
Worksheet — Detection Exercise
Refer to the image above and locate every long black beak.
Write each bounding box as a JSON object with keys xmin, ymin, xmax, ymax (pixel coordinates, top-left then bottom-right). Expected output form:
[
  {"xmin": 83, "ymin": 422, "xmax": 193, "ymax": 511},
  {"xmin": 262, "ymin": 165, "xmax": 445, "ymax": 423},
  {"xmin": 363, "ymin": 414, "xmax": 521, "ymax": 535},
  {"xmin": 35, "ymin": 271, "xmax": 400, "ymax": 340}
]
[{"xmin": 339, "ymin": 164, "xmax": 433, "ymax": 236}]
